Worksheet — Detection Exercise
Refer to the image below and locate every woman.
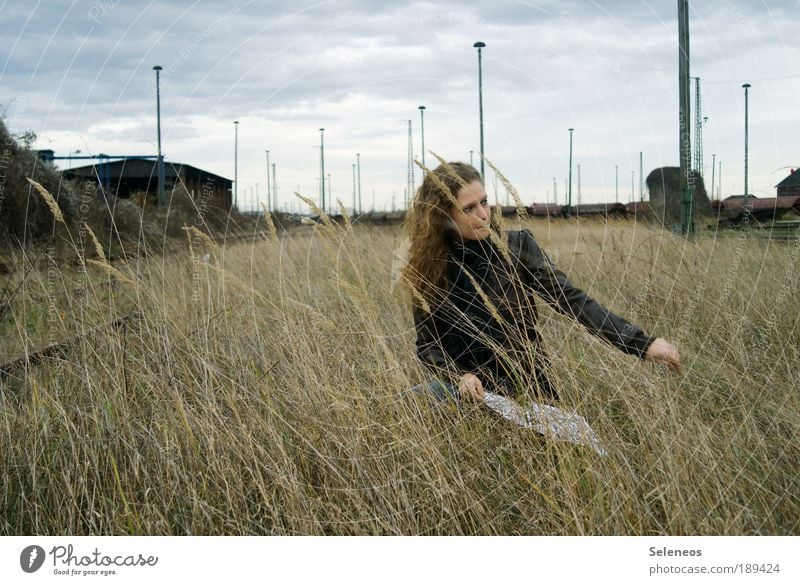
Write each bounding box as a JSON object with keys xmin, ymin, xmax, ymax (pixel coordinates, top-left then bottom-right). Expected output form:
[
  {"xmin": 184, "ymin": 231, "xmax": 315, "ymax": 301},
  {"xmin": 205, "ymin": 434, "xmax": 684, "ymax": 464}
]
[{"xmin": 402, "ymin": 161, "xmax": 680, "ymax": 407}]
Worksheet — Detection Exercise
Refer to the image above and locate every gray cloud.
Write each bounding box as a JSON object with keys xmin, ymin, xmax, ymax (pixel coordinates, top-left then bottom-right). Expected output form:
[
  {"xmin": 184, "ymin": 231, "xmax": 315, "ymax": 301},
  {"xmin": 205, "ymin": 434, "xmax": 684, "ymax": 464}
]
[{"xmin": 2, "ymin": 0, "xmax": 798, "ymax": 209}]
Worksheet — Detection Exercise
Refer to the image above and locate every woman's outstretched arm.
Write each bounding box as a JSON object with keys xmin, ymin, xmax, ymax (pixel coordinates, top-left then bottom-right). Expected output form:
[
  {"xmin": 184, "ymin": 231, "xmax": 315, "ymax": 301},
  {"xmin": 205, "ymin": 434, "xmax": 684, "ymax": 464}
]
[{"xmin": 511, "ymin": 229, "xmax": 681, "ymax": 371}]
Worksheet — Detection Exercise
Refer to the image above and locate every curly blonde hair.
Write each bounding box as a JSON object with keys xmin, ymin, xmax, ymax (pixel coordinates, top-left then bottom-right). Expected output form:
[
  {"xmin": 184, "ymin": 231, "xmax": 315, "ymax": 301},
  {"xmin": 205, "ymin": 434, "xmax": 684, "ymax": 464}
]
[{"xmin": 401, "ymin": 161, "xmax": 503, "ymax": 308}]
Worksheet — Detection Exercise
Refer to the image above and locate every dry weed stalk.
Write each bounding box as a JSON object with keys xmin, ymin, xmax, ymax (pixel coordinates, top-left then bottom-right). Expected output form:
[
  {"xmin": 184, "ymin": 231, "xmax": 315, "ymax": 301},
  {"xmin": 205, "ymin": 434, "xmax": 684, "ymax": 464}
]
[
  {"xmin": 260, "ymin": 203, "xmax": 279, "ymax": 242},
  {"xmin": 27, "ymin": 178, "xmax": 65, "ymax": 224},
  {"xmin": 481, "ymin": 155, "xmax": 528, "ymax": 220},
  {"xmin": 413, "ymin": 160, "xmax": 459, "ymax": 209},
  {"xmin": 181, "ymin": 225, "xmax": 220, "ymax": 255},
  {"xmin": 336, "ymin": 199, "xmax": 352, "ymax": 232},
  {"xmin": 295, "ymin": 192, "xmax": 335, "ymax": 229},
  {"xmin": 85, "ymin": 226, "xmax": 106, "ymax": 260},
  {"xmin": 85, "ymin": 259, "xmax": 136, "ymax": 287}
]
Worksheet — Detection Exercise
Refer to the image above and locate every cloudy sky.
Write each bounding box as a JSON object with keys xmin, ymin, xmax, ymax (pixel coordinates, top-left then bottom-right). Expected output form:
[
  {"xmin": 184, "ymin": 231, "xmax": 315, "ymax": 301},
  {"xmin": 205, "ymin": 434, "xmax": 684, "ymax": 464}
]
[{"xmin": 2, "ymin": 0, "xmax": 798, "ymax": 213}]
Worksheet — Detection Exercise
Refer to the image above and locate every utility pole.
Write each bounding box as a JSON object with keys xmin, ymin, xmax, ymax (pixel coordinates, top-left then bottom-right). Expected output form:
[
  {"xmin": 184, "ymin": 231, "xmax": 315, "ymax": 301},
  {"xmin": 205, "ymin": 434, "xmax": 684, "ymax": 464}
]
[
  {"xmin": 678, "ymin": 0, "xmax": 694, "ymax": 235},
  {"xmin": 692, "ymin": 76, "xmax": 703, "ymax": 174},
  {"xmin": 615, "ymin": 165, "xmax": 619, "ymax": 203}
]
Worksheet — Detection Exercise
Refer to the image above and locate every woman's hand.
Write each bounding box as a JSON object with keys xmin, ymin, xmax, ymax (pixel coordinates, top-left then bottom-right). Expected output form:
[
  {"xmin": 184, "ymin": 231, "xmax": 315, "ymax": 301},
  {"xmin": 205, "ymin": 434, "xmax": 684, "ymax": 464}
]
[
  {"xmin": 645, "ymin": 337, "xmax": 682, "ymax": 373},
  {"xmin": 457, "ymin": 373, "xmax": 486, "ymax": 402}
]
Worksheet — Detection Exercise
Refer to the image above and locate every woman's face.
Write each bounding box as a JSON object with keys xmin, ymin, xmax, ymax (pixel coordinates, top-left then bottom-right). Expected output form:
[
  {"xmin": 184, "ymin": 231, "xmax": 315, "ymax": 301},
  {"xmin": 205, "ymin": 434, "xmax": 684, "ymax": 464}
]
[{"xmin": 449, "ymin": 180, "xmax": 490, "ymax": 241}]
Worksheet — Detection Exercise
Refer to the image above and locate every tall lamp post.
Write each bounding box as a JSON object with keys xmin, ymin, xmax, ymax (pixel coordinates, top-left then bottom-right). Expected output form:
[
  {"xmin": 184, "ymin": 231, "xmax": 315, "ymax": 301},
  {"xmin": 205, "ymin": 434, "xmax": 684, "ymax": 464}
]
[
  {"xmin": 418, "ymin": 105, "xmax": 426, "ymax": 166},
  {"xmin": 272, "ymin": 163, "xmax": 277, "ymax": 212},
  {"xmin": 631, "ymin": 170, "xmax": 634, "ymax": 203},
  {"xmin": 319, "ymin": 128, "xmax": 326, "ymax": 214},
  {"xmin": 742, "ymin": 83, "xmax": 751, "ymax": 210},
  {"xmin": 265, "ymin": 150, "xmax": 271, "ymax": 213},
  {"xmin": 153, "ymin": 65, "xmax": 165, "ymax": 207},
  {"xmin": 711, "ymin": 153, "xmax": 716, "ymax": 202},
  {"xmin": 233, "ymin": 120, "xmax": 239, "ymax": 208},
  {"xmin": 356, "ymin": 153, "xmax": 362, "ymax": 215},
  {"xmin": 473, "ymin": 41, "xmax": 486, "ymax": 179},
  {"xmin": 567, "ymin": 128, "xmax": 574, "ymax": 217},
  {"xmin": 352, "ymin": 163, "xmax": 357, "ymax": 216}
]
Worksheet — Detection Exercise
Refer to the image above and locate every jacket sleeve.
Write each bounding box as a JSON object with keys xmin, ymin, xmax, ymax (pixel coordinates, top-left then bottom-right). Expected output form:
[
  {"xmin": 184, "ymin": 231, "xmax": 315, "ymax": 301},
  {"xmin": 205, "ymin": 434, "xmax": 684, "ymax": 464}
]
[
  {"xmin": 512, "ymin": 229, "xmax": 656, "ymax": 359},
  {"xmin": 413, "ymin": 303, "xmax": 466, "ymax": 381}
]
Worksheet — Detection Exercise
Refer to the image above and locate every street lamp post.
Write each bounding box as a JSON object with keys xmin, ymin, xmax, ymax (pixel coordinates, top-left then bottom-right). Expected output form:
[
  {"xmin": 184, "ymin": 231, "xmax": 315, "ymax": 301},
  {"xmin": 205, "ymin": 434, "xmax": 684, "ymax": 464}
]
[
  {"xmin": 742, "ymin": 83, "xmax": 751, "ymax": 209},
  {"xmin": 265, "ymin": 150, "xmax": 271, "ymax": 213},
  {"xmin": 631, "ymin": 170, "xmax": 634, "ymax": 203},
  {"xmin": 234, "ymin": 120, "xmax": 239, "ymax": 209},
  {"xmin": 356, "ymin": 153, "xmax": 362, "ymax": 215},
  {"xmin": 68, "ymin": 149, "xmax": 81, "ymax": 170},
  {"xmin": 319, "ymin": 128, "xmax": 326, "ymax": 214},
  {"xmin": 405, "ymin": 119, "xmax": 414, "ymax": 208},
  {"xmin": 567, "ymin": 128, "xmax": 574, "ymax": 217},
  {"xmin": 272, "ymin": 163, "xmax": 277, "ymax": 212},
  {"xmin": 473, "ymin": 41, "xmax": 486, "ymax": 179},
  {"xmin": 153, "ymin": 65, "xmax": 165, "ymax": 207},
  {"xmin": 418, "ymin": 105, "xmax": 426, "ymax": 167},
  {"xmin": 711, "ymin": 153, "xmax": 716, "ymax": 201}
]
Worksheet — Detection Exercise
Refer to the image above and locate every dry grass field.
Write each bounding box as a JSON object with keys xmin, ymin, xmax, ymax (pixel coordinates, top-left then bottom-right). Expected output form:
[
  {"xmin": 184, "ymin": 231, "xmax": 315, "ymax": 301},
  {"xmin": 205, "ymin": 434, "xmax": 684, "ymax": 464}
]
[{"xmin": 1, "ymin": 207, "xmax": 798, "ymax": 535}]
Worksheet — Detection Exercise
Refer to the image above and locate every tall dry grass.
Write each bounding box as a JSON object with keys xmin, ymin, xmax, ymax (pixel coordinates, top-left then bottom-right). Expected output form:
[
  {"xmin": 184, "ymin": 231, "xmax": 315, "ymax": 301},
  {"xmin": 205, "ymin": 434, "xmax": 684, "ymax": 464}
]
[{"xmin": 1, "ymin": 201, "xmax": 798, "ymax": 534}]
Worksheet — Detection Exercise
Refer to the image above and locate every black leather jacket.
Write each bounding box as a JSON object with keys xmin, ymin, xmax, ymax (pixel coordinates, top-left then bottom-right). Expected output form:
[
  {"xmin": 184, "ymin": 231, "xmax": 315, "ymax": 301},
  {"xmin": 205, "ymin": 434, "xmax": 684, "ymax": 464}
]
[{"xmin": 413, "ymin": 229, "xmax": 655, "ymax": 398}]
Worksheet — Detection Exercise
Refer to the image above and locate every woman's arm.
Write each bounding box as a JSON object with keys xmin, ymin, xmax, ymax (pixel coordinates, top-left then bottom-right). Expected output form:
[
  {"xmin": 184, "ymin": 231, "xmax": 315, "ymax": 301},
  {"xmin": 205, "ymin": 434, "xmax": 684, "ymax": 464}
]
[
  {"xmin": 413, "ymin": 304, "xmax": 490, "ymax": 398},
  {"xmin": 413, "ymin": 303, "xmax": 467, "ymax": 382},
  {"xmin": 511, "ymin": 229, "xmax": 676, "ymax": 364},
  {"xmin": 644, "ymin": 338, "xmax": 681, "ymax": 372}
]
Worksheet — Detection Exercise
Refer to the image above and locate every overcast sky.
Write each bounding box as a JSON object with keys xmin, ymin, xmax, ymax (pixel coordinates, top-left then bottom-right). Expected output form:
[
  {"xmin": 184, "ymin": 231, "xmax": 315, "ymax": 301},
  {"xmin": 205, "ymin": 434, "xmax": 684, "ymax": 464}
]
[{"xmin": 2, "ymin": 0, "xmax": 798, "ymax": 212}]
